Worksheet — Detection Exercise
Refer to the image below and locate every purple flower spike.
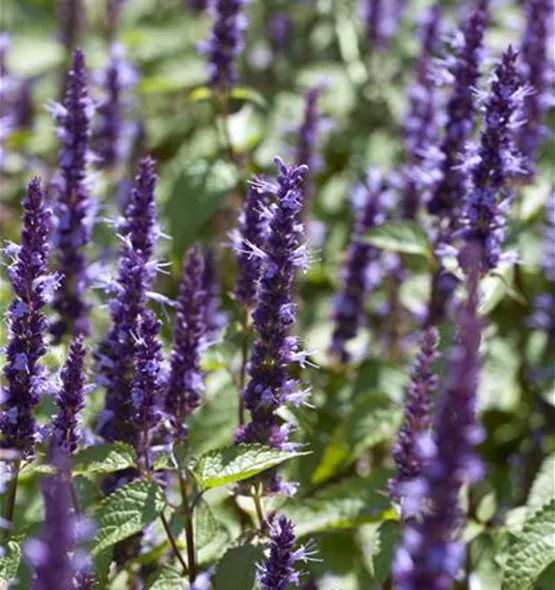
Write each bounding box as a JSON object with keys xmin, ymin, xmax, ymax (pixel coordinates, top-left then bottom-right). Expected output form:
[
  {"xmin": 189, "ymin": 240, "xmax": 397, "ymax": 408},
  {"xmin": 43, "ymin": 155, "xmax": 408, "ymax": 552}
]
[
  {"xmin": 97, "ymin": 157, "xmax": 159, "ymax": 446},
  {"xmin": 364, "ymin": 0, "xmax": 406, "ymax": 50},
  {"xmin": 1, "ymin": 178, "xmax": 53, "ymax": 458},
  {"xmin": 51, "ymin": 47, "xmax": 94, "ymax": 342},
  {"xmin": 388, "ymin": 327, "xmax": 439, "ymax": 504},
  {"xmin": 235, "ymin": 159, "xmax": 309, "ymax": 489},
  {"xmin": 459, "ymin": 47, "xmax": 528, "ymax": 274},
  {"xmin": 52, "ymin": 335, "xmax": 88, "ymax": 453},
  {"xmin": 131, "ymin": 309, "xmax": 163, "ymax": 443},
  {"xmin": 204, "ymin": 0, "xmax": 248, "ymax": 92},
  {"xmin": 95, "ymin": 44, "xmax": 138, "ymax": 170},
  {"xmin": 165, "ymin": 245, "xmax": 207, "ymax": 442},
  {"xmin": 427, "ymin": 0, "xmax": 489, "ymax": 218},
  {"xmin": 401, "ymin": 5, "xmax": 442, "ymax": 220},
  {"xmin": 295, "ymin": 86, "xmax": 322, "ymax": 206},
  {"xmin": 25, "ymin": 447, "xmax": 94, "ymax": 590},
  {"xmin": 257, "ymin": 516, "xmax": 308, "ymax": 590},
  {"xmin": 519, "ymin": 0, "xmax": 553, "ymax": 177},
  {"xmin": 233, "ymin": 179, "xmax": 270, "ymax": 309},
  {"xmin": 393, "ymin": 254, "xmax": 484, "ymax": 590},
  {"xmin": 329, "ymin": 170, "xmax": 390, "ymax": 362}
]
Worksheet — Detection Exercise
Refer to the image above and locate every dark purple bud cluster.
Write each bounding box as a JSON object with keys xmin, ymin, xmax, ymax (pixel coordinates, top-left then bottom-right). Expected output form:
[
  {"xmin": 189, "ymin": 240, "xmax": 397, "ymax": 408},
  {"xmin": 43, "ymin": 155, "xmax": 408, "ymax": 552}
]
[
  {"xmin": 427, "ymin": 0, "xmax": 488, "ymax": 218},
  {"xmin": 389, "ymin": 327, "xmax": 439, "ymax": 504},
  {"xmin": 25, "ymin": 447, "xmax": 94, "ymax": 589},
  {"xmin": 518, "ymin": 0, "xmax": 553, "ymax": 177},
  {"xmin": 330, "ymin": 170, "xmax": 390, "ymax": 362},
  {"xmin": 393, "ymin": 256, "xmax": 484, "ymax": 590},
  {"xmin": 268, "ymin": 12, "xmax": 293, "ymax": 55},
  {"xmin": 95, "ymin": 44, "xmax": 138, "ymax": 170},
  {"xmin": 401, "ymin": 5, "xmax": 442, "ymax": 220},
  {"xmin": 50, "ymin": 47, "xmax": 95, "ymax": 342},
  {"xmin": 235, "ymin": 159, "xmax": 309, "ymax": 474},
  {"xmin": 1, "ymin": 178, "xmax": 54, "ymax": 458},
  {"xmin": 257, "ymin": 516, "xmax": 308, "ymax": 590},
  {"xmin": 164, "ymin": 245, "xmax": 208, "ymax": 442},
  {"xmin": 295, "ymin": 87, "xmax": 322, "ymax": 206},
  {"xmin": 364, "ymin": 0, "xmax": 406, "ymax": 50},
  {"xmin": 233, "ymin": 179, "xmax": 270, "ymax": 309},
  {"xmin": 204, "ymin": 0, "xmax": 248, "ymax": 92},
  {"xmin": 52, "ymin": 335, "xmax": 88, "ymax": 453},
  {"xmin": 459, "ymin": 47, "xmax": 528, "ymax": 274},
  {"xmin": 97, "ymin": 157, "xmax": 159, "ymax": 446}
]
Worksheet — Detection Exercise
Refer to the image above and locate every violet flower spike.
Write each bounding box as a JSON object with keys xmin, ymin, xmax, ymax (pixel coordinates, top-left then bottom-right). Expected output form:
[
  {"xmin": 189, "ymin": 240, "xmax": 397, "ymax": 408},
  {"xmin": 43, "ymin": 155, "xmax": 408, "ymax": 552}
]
[
  {"xmin": 295, "ymin": 86, "xmax": 322, "ymax": 206},
  {"xmin": 388, "ymin": 327, "xmax": 439, "ymax": 504},
  {"xmin": 401, "ymin": 5, "xmax": 442, "ymax": 220},
  {"xmin": 329, "ymin": 170, "xmax": 389, "ymax": 363},
  {"xmin": 25, "ymin": 447, "xmax": 94, "ymax": 590},
  {"xmin": 131, "ymin": 309, "xmax": 164, "ymax": 458},
  {"xmin": 0, "ymin": 177, "xmax": 53, "ymax": 458},
  {"xmin": 233, "ymin": 179, "xmax": 270, "ymax": 309},
  {"xmin": 52, "ymin": 335, "xmax": 88, "ymax": 453},
  {"xmin": 427, "ymin": 0, "xmax": 489, "ymax": 218},
  {"xmin": 204, "ymin": 0, "xmax": 248, "ymax": 92},
  {"xmin": 364, "ymin": 0, "xmax": 406, "ymax": 50},
  {"xmin": 257, "ymin": 516, "xmax": 308, "ymax": 590},
  {"xmin": 164, "ymin": 244, "xmax": 207, "ymax": 442},
  {"xmin": 51, "ymin": 47, "xmax": 94, "ymax": 342},
  {"xmin": 518, "ymin": 0, "xmax": 553, "ymax": 178},
  {"xmin": 235, "ymin": 158, "xmax": 309, "ymax": 489},
  {"xmin": 459, "ymin": 46, "xmax": 528, "ymax": 274},
  {"xmin": 393, "ymin": 252, "xmax": 484, "ymax": 590},
  {"xmin": 97, "ymin": 156, "xmax": 159, "ymax": 447}
]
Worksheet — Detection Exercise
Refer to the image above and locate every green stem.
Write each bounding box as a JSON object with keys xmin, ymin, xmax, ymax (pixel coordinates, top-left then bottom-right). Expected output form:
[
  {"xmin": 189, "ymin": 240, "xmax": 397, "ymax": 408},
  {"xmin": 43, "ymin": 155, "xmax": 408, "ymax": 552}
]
[
  {"xmin": 252, "ymin": 487, "xmax": 268, "ymax": 533},
  {"xmin": 178, "ymin": 470, "xmax": 197, "ymax": 583},
  {"xmin": 160, "ymin": 511, "xmax": 189, "ymax": 576}
]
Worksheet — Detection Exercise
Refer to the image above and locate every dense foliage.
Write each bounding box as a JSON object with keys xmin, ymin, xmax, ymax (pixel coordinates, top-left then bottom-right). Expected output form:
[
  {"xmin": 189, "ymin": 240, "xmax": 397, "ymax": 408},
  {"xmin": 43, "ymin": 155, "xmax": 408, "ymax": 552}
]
[{"xmin": 0, "ymin": 0, "xmax": 553, "ymax": 589}]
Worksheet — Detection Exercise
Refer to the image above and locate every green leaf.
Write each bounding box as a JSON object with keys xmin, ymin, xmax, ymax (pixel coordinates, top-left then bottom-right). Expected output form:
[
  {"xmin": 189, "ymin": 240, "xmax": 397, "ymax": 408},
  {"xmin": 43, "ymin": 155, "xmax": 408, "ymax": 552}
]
[
  {"xmin": 502, "ymin": 498, "xmax": 555, "ymax": 590},
  {"xmin": 72, "ymin": 443, "xmax": 137, "ymax": 476},
  {"xmin": 229, "ymin": 87, "xmax": 267, "ymax": 108},
  {"xmin": 212, "ymin": 544, "xmax": 264, "ymax": 590},
  {"xmin": 527, "ymin": 454, "xmax": 555, "ymax": 515},
  {"xmin": 165, "ymin": 160, "xmax": 239, "ymax": 256},
  {"xmin": 363, "ymin": 222, "xmax": 431, "ymax": 257},
  {"xmin": 359, "ymin": 520, "xmax": 401, "ymax": 585},
  {"xmin": 312, "ymin": 395, "xmax": 402, "ymax": 484},
  {"xmin": 191, "ymin": 444, "xmax": 307, "ymax": 490},
  {"xmin": 282, "ymin": 470, "xmax": 393, "ymax": 537},
  {"xmin": 0, "ymin": 540, "xmax": 21, "ymax": 584},
  {"xmin": 93, "ymin": 547, "xmax": 113, "ymax": 590},
  {"xmin": 145, "ymin": 566, "xmax": 185, "ymax": 589},
  {"xmin": 93, "ymin": 481, "xmax": 166, "ymax": 555}
]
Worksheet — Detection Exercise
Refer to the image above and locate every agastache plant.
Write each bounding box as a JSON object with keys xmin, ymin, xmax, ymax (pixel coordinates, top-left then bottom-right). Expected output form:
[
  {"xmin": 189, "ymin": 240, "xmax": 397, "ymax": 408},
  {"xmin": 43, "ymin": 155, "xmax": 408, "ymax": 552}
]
[
  {"xmin": 364, "ymin": 0, "xmax": 406, "ymax": 50},
  {"xmin": 393, "ymin": 252, "xmax": 484, "ymax": 590},
  {"xmin": 51, "ymin": 335, "xmax": 88, "ymax": 453},
  {"xmin": 50, "ymin": 47, "xmax": 95, "ymax": 342},
  {"xmin": 257, "ymin": 516, "xmax": 309, "ymax": 590},
  {"xmin": 58, "ymin": 0, "xmax": 85, "ymax": 52},
  {"xmin": 164, "ymin": 245, "xmax": 207, "ymax": 443},
  {"xmin": 204, "ymin": 0, "xmax": 248, "ymax": 93},
  {"xmin": 1, "ymin": 177, "xmax": 54, "ymax": 459},
  {"xmin": 329, "ymin": 170, "xmax": 389, "ymax": 362},
  {"xmin": 518, "ymin": 0, "xmax": 553, "ymax": 177},
  {"xmin": 459, "ymin": 46, "xmax": 528, "ymax": 274},
  {"xmin": 97, "ymin": 156, "xmax": 159, "ymax": 446},
  {"xmin": 427, "ymin": 0, "xmax": 489, "ymax": 218},
  {"xmin": 388, "ymin": 326, "xmax": 439, "ymax": 506},
  {"xmin": 235, "ymin": 158, "xmax": 309, "ymax": 493}
]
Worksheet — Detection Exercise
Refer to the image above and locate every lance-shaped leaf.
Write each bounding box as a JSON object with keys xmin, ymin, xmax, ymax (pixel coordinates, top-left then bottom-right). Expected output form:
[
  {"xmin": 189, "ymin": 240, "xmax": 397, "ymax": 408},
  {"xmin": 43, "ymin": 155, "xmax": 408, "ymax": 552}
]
[
  {"xmin": 363, "ymin": 221, "xmax": 431, "ymax": 257},
  {"xmin": 72, "ymin": 443, "xmax": 137, "ymax": 476}
]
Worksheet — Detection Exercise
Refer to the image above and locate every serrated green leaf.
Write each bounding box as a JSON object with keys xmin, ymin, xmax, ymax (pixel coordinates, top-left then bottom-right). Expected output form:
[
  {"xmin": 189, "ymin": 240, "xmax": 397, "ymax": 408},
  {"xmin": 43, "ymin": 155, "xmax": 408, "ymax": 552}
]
[
  {"xmin": 527, "ymin": 454, "xmax": 555, "ymax": 515},
  {"xmin": 93, "ymin": 481, "xmax": 166, "ymax": 555},
  {"xmin": 192, "ymin": 444, "xmax": 307, "ymax": 490},
  {"xmin": 145, "ymin": 566, "xmax": 185, "ymax": 589},
  {"xmin": 0, "ymin": 540, "xmax": 21, "ymax": 584},
  {"xmin": 359, "ymin": 520, "xmax": 401, "ymax": 585},
  {"xmin": 165, "ymin": 160, "xmax": 239, "ymax": 256},
  {"xmin": 312, "ymin": 395, "xmax": 402, "ymax": 484},
  {"xmin": 363, "ymin": 222, "xmax": 431, "ymax": 257},
  {"xmin": 212, "ymin": 544, "xmax": 264, "ymax": 590},
  {"xmin": 282, "ymin": 470, "xmax": 393, "ymax": 537},
  {"xmin": 93, "ymin": 546, "xmax": 113, "ymax": 590},
  {"xmin": 152, "ymin": 452, "xmax": 178, "ymax": 472},
  {"xmin": 72, "ymin": 443, "xmax": 137, "ymax": 476},
  {"xmin": 502, "ymin": 498, "xmax": 555, "ymax": 590}
]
